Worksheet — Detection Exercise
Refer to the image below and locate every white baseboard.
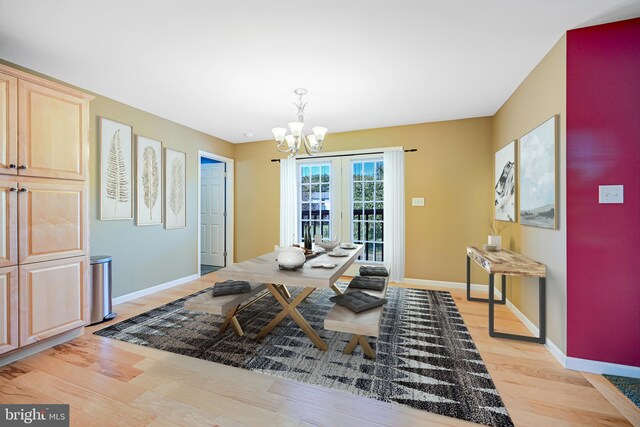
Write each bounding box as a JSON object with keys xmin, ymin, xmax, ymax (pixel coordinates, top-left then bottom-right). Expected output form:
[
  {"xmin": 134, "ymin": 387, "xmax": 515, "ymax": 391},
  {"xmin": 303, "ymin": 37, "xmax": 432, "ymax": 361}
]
[
  {"xmin": 112, "ymin": 273, "xmax": 200, "ymax": 306},
  {"xmin": 565, "ymin": 357, "xmax": 640, "ymax": 378}
]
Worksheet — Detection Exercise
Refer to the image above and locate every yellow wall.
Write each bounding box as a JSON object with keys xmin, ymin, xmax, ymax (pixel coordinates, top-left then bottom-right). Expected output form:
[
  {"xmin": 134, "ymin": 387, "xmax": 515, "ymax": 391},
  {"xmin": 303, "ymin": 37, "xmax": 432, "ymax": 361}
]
[
  {"xmin": 0, "ymin": 58, "xmax": 236, "ymax": 298},
  {"xmin": 235, "ymin": 117, "xmax": 494, "ymax": 284},
  {"xmin": 492, "ymin": 35, "xmax": 566, "ymax": 351}
]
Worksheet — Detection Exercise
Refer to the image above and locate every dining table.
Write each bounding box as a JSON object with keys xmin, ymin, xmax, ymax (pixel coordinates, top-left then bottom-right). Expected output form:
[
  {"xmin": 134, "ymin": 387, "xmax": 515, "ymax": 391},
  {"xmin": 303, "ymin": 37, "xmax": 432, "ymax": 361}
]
[{"xmin": 216, "ymin": 244, "xmax": 364, "ymax": 351}]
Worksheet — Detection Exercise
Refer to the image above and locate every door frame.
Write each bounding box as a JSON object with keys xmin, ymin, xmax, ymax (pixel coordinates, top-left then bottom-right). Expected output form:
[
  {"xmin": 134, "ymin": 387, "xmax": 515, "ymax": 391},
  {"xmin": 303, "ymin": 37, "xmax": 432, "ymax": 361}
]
[{"xmin": 197, "ymin": 150, "xmax": 234, "ymax": 274}]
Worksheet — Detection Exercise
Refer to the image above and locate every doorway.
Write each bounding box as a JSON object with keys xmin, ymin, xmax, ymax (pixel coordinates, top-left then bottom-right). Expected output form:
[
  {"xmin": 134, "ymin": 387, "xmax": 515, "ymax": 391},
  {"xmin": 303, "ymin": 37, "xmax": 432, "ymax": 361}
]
[{"xmin": 198, "ymin": 151, "xmax": 234, "ymax": 276}]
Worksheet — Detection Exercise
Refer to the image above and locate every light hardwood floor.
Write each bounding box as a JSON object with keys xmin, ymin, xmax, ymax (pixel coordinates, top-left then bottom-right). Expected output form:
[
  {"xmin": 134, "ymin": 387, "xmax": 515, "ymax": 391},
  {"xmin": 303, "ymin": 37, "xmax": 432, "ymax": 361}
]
[{"xmin": 1, "ymin": 274, "xmax": 638, "ymax": 427}]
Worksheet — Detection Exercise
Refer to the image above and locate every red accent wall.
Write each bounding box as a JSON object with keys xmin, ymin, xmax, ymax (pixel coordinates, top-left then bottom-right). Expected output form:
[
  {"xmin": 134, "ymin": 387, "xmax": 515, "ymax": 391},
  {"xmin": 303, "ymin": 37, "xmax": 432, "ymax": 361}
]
[{"xmin": 567, "ymin": 18, "xmax": 640, "ymax": 367}]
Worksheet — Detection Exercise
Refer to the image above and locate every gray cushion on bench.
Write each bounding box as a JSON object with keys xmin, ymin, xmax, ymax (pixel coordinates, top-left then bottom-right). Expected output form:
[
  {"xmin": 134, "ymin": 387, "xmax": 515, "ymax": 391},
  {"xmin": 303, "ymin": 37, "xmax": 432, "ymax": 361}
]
[
  {"xmin": 212, "ymin": 280, "xmax": 251, "ymax": 297},
  {"xmin": 329, "ymin": 290, "xmax": 388, "ymax": 313},
  {"xmin": 359, "ymin": 266, "xmax": 389, "ymax": 277},
  {"xmin": 348, "ymin": 276, "xmax": 386, "ymax": 291}
]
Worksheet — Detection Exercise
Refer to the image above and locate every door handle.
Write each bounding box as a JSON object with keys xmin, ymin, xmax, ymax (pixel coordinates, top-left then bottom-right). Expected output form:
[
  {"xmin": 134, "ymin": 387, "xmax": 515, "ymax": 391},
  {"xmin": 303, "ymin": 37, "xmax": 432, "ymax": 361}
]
[
  {"xmin": 9, "ymin": 187, "xmax": 17, "ymax": 192},
  {"xmin": 18, "ymin": 165, "xmax": 28, "ymax": 170},
  {"xmin": 8, "ymin": 164, "xmax": 16, "ymax": 169},
  {"xmin": 18, "ymin": 188, "xmax": 28, "ymax": 193}
]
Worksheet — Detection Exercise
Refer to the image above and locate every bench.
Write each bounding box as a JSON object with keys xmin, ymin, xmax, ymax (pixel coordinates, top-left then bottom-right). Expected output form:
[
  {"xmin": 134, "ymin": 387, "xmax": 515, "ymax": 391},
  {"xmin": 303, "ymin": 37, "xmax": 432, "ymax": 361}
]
[
  {"xmin": 184, "ymin": 282, "xmax": 269, "ymax": 337},
  {"xmin": 324, "ymin": 271, "xmax": 390, "ymax": 359}
]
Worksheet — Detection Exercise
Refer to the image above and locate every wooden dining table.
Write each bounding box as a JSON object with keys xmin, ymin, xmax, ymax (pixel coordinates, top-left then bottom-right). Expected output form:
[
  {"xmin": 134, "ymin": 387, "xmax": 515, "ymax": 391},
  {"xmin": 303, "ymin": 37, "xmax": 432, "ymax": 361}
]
[{"xmin": 216, "ymin": 245, "xmax": 364, "ymax": 351}]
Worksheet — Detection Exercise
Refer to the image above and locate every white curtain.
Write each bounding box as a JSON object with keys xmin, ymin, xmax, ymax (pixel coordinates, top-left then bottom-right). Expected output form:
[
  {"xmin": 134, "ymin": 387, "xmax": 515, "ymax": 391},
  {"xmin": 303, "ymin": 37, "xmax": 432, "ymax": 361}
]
[
  {"xmin": 383, "ymin": 148, "xmax": 405, "ymax": 282},
  {"xmin": 280, "ymin": 157, "xmax": 298, "ymax": 247}
]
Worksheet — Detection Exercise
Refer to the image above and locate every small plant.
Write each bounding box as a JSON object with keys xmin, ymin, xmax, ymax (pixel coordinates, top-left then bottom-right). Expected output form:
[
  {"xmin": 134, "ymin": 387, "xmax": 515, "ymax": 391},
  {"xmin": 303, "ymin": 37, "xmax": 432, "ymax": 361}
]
[{"xmin": 487, "ymin": 219, "xmax": 510, "ymax": 236}]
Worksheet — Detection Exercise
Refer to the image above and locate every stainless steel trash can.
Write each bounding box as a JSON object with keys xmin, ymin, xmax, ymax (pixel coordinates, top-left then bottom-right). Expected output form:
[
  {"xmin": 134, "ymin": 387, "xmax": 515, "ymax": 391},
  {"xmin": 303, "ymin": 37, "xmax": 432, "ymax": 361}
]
[{"xmin": 90, "ymin": 255, "xmax": 117, "ymax": 325}]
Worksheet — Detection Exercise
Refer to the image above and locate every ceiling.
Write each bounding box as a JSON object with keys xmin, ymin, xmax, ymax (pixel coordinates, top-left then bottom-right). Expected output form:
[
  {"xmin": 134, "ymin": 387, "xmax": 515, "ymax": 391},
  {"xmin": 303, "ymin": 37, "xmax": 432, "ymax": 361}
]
[{"xmin": 1, "ymin": 1, "xmax": 639, "ymax": 143}]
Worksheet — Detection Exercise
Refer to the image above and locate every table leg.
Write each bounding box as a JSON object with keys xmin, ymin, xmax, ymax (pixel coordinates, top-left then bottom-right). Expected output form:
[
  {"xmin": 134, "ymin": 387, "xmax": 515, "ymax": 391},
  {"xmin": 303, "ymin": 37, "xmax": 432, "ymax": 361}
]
[
  {"xmin": 330, "ymin": 283, "xmax": 343, "ymax": 295},
  {"xmin": 488, "ymin": 274, "xmax": 495, "ymax": 336},
  {"xmin": 255, "ymin": 284, "xmax": 329, "ymax": 351},
  {"xmin": 466, "ymin": 255, "xmax": 506, "ymax": 304}
]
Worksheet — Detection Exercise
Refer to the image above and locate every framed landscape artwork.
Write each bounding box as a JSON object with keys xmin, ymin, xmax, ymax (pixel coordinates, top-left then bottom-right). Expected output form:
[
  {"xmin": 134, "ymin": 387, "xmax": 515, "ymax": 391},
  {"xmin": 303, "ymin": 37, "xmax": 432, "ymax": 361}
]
[
  {"xmin": 494, "ymin": 140, "xmax": 516, "ymax": 222},
  {"xmin": 136, "ymin": 135, "xmax": 163, "ymax": 226},
  {"xmin": 100, "ymin": 117, "xmax": 133, "ymax": 220},
  {"xmin": 519, "ymin": 115, "xmax": 558, "ymax": 229},
  {"xmin": 165, "ymin": 148, "xmax": 186, "ymax": 229}
]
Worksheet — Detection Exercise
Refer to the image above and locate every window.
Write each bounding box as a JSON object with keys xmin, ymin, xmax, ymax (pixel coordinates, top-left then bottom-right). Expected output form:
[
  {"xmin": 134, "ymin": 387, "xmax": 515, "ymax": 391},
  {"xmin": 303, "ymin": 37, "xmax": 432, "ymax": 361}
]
[
  {"xmin": 299, "ymin": 163, "xmax": 331, "ymax": 240},
  {"xmin": 351, "ymin": 160, "xmax": 384, "ymax": 262},
  {"xmin": 297, "ymin": 156, "xmax": 384, "ymax": 263}
]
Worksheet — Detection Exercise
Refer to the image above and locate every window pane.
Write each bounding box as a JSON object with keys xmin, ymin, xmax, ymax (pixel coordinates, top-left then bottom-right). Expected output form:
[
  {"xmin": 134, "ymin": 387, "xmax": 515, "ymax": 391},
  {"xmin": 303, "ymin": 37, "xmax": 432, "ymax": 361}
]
[
  {"xmin": 375, "ymin": 222, "xmax": 383, "ymax": 241},
  {"xmin": 301, "ymin": 166, "xmax": 310, "ymax": 183},
  {"xmin": 364, "ymin": 182, "xmax": 374, "ymax": 201},
  {"xmin": 353, "ymin": 162, "xmax": 362, "ymax": 181},
  {"xmin": 311, "ymin": 184, "xmax": 320, "ymax": 200},
  {"xmin": 353, "ymin": 182, "xmax": 363, "ymax": 201},
  {"xmin": 375, "ymin": 182, "xmax": 383, "ymax": 201},
  {"xmin": 301, "ymin": 185, "xmax": 310, "ymax": 201},
  {"xmin": 311, "ymin": 166, "xmax": 320, "ymax": 183},
  {"xmin": 321, "ymin": 165, "xmax": 330, "ymax": 182},
  {"xmin": 364, "ymin": 162, "xmax": 375, "ymax": 180},
  {"xmin": 376, "ymin": 161, "xmax": 384, "ymax": 180},
  {"xmin": 321, "ymin": 184, "xmax": 329, "ymax": 200}
]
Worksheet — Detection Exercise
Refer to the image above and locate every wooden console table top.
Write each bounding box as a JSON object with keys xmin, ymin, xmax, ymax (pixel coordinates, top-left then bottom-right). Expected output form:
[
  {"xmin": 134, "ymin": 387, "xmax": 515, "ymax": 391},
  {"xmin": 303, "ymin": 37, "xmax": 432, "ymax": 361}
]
[{"xmin": 466, "ymin": 246, "xmax": 546, "ymax": 278}]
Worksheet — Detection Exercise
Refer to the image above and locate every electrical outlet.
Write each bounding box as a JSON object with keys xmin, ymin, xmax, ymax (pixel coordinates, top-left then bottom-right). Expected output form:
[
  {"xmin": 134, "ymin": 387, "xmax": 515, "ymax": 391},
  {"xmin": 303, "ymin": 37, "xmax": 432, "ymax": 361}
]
[
  {"xmin": 599, "ymin": 185, "xmax": 624, "ymax": 204},
  {"xmin": 412, "ymin": 198, "xmax": 425, "ymax": 207}
]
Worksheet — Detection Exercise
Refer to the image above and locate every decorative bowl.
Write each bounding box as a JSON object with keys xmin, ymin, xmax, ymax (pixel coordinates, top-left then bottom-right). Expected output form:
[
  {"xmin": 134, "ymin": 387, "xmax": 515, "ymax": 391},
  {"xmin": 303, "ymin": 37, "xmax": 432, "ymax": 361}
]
[
  {"xmin": 276, "ymin": 246, "xmax": 306, "ymax": 268},
  {"xmin": 483, "ymin": 244, "xmax": 497, "ymax": 252},
  {"xmin": 317, "ymin": 240, "xmax": 340, "ymax": 252}
]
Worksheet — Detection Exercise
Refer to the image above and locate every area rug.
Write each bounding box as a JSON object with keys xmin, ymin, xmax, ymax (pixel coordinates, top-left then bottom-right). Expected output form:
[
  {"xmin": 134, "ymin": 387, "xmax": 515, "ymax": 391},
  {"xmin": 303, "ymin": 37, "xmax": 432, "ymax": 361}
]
[
  {"xmin": 604, "ymin": 374, "xmax": 640, "ymax": 408},
  {"xmin": 95, "ymin": 284, "xmax": 514, "ymax": 426}
]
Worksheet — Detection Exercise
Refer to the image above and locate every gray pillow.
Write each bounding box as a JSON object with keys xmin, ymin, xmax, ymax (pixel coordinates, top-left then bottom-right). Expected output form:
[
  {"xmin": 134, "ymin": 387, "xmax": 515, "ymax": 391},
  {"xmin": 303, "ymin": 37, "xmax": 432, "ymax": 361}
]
[
  {"xmin": 329, "ymin": 290, "xmax": 388, "ymax": 313},
  {"xmin": 348, "ymin": 276, "xmax": 386, "ymax": 291},
  {"xmin": 359, "ymin": 266, "xmax": 389, "ymax": 277},
  {"xmin": 212, "ymin": 280, "xmax": 251, "ymax": 297}
]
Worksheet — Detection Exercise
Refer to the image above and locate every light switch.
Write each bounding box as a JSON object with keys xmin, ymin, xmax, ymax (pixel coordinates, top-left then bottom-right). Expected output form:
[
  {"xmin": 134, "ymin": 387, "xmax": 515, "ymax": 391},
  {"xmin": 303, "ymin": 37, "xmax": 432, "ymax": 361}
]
[
  {"xmin": 412, "ymin": 197, "xmax": 425, "ymax": 207},
  {"xmin": 599, "ymin": 185, "xmax": 624, "ymax": 204}
]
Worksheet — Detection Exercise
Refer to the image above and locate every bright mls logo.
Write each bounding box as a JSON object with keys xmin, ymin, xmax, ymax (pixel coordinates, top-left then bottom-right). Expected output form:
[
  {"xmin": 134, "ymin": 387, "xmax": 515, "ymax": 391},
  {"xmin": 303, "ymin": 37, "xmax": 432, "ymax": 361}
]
[{"xmin": 1, "ymin": 405, "xmax": 69, "ymax": 426}]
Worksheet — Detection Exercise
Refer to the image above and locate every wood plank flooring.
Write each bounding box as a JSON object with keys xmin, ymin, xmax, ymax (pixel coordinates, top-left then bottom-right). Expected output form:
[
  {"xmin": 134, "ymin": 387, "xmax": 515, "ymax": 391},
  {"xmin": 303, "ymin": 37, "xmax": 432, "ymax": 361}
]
[{"xmin": 1, "ymin": 273, "xmax": 638, "ymax": 427}]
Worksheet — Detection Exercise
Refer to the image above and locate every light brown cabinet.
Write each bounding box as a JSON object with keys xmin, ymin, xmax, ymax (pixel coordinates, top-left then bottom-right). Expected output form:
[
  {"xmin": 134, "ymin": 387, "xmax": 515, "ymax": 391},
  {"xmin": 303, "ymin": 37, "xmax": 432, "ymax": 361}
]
[
  {"xmin": 0, "ymin": 266, "xmax": 18, "ymax": 355},
  {"xmin": 0, "ymin": 63, "xmax": 93, "ymax": 357},
  {"xmin": 19, "ymin": 256, "xmax": 89, "ymax": 346}
]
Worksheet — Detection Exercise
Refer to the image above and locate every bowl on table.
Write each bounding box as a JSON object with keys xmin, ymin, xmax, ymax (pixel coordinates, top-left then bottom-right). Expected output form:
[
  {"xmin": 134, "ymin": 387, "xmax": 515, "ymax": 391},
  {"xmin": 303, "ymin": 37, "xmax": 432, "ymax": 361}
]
[
  {"xmin": 276, "ymin": 247, "xmax": 306, "ymax": 269},
  {"xmin": 316, "ymin": 240, "xmax": 340, "ymax": 252}
]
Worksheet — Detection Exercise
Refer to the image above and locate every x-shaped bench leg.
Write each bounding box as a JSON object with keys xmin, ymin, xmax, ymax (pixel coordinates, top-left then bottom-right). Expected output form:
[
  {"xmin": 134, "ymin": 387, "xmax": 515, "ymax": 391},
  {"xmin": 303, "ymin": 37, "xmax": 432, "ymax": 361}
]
[
  {"xmin": 219, "ymin": 305, "xmax": 243, "ymax": 336},
  {"xmin": 343, "ymin": 334, "xmax": 376, "ymax": 359},
  {"xmin": 256, "ymin": 284, "xmax": 329, "ymax": 351}
]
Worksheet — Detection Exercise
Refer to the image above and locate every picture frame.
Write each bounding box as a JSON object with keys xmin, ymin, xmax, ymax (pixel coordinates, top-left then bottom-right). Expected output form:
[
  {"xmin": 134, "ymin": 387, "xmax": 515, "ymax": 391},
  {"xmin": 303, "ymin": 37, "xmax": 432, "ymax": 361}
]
[
  {"xmin": 100, "ymin": 117, "xmax": 133, "ymax": 220},
  {"xmin": 135, "ymin": 135, "xmax": 163, "ymax": 226},
  {"xmin": 519, "ymin": 115, "xmax": 558, "ymax": 229},
  {"xmin": 494, "ymin": 140, "xmax": 516, "ymax": 222},
  {"xmin": 165, "ymin": 148, "xmax": 187, "ymax": 229}
]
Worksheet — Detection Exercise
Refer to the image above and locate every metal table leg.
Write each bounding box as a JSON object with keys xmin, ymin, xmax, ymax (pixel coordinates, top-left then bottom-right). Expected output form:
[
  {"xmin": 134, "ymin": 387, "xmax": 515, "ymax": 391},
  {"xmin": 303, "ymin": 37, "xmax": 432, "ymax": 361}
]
[
  {"xmin": 466, "ymin": 255, "xmax": 506, "ymax": 304},
  {"xmin": 489, "ymin": 276, "xmax": 546, "ymax": 344}
]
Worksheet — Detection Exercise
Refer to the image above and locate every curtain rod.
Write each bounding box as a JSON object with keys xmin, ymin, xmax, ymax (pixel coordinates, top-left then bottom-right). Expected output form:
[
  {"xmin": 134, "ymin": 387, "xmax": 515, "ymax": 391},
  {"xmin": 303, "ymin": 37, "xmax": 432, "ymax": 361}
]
[{"xmin": 270, "ymin": 148, "xmax": 417, "ymax": 163}]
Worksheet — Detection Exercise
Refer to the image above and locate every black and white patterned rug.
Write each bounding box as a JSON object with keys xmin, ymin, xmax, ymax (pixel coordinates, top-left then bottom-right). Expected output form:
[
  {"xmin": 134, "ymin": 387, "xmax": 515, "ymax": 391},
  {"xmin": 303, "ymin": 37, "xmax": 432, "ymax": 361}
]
[{"xmin": 95, "ymin": 284, "xmax": 513, "ymax": 426}]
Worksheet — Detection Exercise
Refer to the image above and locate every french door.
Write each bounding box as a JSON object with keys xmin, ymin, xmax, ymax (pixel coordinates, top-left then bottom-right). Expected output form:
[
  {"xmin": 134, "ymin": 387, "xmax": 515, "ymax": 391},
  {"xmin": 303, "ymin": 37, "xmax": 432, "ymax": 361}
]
[{"xmin": 298, "ymin": 155, "xmax": 384, "ymax": 264}]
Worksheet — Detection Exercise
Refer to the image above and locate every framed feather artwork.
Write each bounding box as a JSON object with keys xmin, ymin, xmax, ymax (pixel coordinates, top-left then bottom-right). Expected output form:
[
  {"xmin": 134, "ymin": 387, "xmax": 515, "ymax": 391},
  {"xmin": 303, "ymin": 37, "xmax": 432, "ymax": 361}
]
[
  {"xmin": 100, "ymin": 117, "xmax": 133, "ymax": 220},
  {"xmin": 135, "ymin": 135, "xmax": 163, "ymax": 226},
  {"xmin": 165, "ymin": 148, "xmax": 186, "ymax": 229}
]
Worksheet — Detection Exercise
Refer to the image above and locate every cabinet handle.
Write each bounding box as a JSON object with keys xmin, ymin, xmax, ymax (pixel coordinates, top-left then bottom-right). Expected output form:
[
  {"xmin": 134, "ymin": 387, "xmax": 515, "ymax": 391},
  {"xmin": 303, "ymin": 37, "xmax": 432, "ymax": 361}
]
[
  {"xmin": 8, "ymin": 164, "xmax": 16, "ymax": 169},
  {"xmin": 18, "ymin": 165, "xmax": 28, "ymax": 170},
  {"xmin": 9, "ymin": 187, "xmax": 17, "ymax": 192},
  {"xmin": 18, "ymin": 188, "xmax": 28, "ymax": 193}
]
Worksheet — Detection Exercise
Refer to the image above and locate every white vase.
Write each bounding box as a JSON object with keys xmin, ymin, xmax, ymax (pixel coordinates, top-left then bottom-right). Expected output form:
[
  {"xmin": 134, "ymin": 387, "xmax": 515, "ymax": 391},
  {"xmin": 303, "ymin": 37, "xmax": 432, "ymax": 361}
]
[{"xmin": 488, "ymin": 235, "xmax": 502, "ymax": 251}]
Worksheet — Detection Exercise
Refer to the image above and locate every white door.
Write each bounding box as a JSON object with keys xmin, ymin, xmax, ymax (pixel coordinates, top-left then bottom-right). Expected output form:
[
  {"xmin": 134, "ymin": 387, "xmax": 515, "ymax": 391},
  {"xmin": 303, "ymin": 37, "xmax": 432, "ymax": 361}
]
[{"xmin": 201, "ymin": 162, "xmax": 226, "ymax": 266}]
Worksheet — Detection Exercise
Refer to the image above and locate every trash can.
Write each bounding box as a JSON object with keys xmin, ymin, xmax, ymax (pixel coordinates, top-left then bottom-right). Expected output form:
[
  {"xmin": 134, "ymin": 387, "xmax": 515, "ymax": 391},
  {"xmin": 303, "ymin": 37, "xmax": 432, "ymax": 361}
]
[{"xmin": 90, "ymin": 255, "xmax": 117, "ymax": 325}]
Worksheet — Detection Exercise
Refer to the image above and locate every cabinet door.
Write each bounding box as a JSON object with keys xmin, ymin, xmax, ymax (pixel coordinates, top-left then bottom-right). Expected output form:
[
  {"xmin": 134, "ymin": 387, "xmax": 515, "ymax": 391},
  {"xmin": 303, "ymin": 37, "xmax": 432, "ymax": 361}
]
[
  {"xmin": 0, "ymin": 266, "xmax": 18, "ymax": 355},
  {"xmin": 18, "ymin": 80, "xmax": 89, "ymax": 181},
  {"xmin": 0, "ymin": 72, "xmax": 17, "ymax": 175},
  {"xmin": 0, "ymin": 178, "xmax": 17, "ymax": 267},
  {"xmin": 19, "ymin": 256, "xmax": 89, "ymax": 346},
  {"xmin": 18, "ymin": 180, "xmax": 88, "ymax": 264}
]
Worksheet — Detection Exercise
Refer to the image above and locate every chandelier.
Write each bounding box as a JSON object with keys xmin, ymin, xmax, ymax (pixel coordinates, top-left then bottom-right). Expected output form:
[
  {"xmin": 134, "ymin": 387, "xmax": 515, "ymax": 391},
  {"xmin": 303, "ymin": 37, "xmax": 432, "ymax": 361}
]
[{"xmin": 272, "ymin": 88, "xmax": 328, "ymax": 157}]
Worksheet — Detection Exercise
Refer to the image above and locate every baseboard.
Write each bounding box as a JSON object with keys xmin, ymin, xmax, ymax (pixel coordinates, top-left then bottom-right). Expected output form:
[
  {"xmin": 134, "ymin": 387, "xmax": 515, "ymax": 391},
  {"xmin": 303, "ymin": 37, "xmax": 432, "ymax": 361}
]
[
  {"xmin": 0, "ymin": 328, "xmax": 84, "ymax": 367},
  {"xmin": 112, "ymin": 273, "xmax": 200, "ymax": 306},
  {"xmin": 565, "ymin": 357, "xmax": 640, "ymax": 378},
  {"xmin": 402, "ymin": 277, "xmax": 503, "ymax": 298}
]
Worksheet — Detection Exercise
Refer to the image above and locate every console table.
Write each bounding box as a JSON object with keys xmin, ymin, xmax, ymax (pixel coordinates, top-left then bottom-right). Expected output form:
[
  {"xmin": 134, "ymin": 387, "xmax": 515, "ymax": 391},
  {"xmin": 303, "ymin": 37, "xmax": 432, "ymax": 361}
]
[{"xmin": 466, "ymin": 246, "xmax": 546, "ymax": 344}]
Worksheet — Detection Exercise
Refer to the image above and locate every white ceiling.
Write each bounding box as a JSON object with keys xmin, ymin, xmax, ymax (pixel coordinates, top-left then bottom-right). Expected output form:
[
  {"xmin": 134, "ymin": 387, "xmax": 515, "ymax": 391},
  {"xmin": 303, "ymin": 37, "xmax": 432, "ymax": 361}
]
[{"xmin": 1, "ymin": 1, "xmax": 639, "ymax": 143}]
